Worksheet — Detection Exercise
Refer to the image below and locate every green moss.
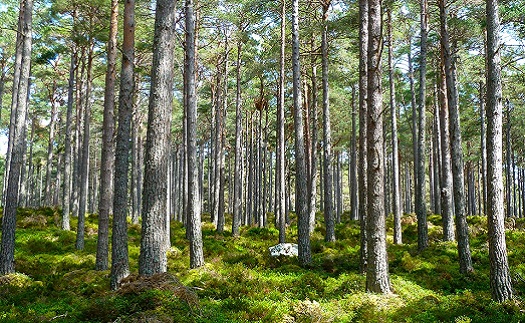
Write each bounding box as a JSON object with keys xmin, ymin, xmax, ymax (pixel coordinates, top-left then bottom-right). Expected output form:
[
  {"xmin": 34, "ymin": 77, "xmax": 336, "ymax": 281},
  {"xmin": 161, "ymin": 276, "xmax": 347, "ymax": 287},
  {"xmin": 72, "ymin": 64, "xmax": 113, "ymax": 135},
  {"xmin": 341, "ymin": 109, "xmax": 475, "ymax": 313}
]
[{"xmin": 3, "ymin": 208, "xmax": 525, "ymax": 322}]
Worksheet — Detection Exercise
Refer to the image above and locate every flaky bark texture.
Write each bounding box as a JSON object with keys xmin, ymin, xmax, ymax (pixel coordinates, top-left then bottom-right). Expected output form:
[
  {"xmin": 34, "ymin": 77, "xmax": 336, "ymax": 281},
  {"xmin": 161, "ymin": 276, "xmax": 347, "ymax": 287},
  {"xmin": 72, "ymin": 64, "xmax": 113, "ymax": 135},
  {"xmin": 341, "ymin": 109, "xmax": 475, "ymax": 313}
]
[
  {"xmin": 75, "ymin": 45, "xmax": 93, "ymax": 251},
  {"xmin": 62, "ymin": 44, "xmax": 76, "ymax": 232},
  {"xmin": 0, "ymin": 0, "xmax": 32, "ymax": 274},
  {"xmin": 438, "ymin": 58, "xmax": 455, "ymax": 242},
  {"xmin": 277, "ymin": 0, "xmax": 286, "ymax": 244},
  {"xmin": 96, "ymin": 0, "xmax": 118, "ymax": 271},
  {"xmin": 139, "ymin": 0, "xmax": 177, "ymax": 275},
  {"xmin": 416, "ymin": 0, "xmax": 428, "ymax": 251},
  {"xmin": 321, "ymin": 2, "xmax": 335, "ymax": 243},
  {"xmin": 110, "ymin": 0, "xmax": 134, "ymax": 289},
  {"xmin": 292, "ymin": 0, "xmax": 311, "ymax": 266},
  {"xmin": 387, "ymin": 9, "xmax": 401, "ymax": 245},
  {"xmin": 365, "ymin": 0, "xmax": 391, "ymax": 294},
  {"xmin": 358, "ymin": 0, "xmax": 368, "ymax": 274},
  {"xmin": 486, "ymin": 0, "xmax": 513, "ymax": 302},
  {"xmin": 440, "ymin": 0, "xmax": 472, "ymax": 273},
  {"xmin": 185, "ymin": 0, "xmax": 205, "ymax": 269},
  {"xmin": 233, "ymin": 40, "xmax": 243, "ymax": 238}
]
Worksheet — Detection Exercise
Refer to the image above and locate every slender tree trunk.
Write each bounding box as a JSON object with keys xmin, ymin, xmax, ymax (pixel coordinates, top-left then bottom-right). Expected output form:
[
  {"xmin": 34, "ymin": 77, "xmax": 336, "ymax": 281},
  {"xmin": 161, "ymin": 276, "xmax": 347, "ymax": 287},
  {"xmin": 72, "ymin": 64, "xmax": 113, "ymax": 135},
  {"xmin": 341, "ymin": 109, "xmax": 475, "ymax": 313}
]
[
  {"xmin": 62, "ymin": 42, "xmax": 76, "ymax": 231},
  {"xmin": 308, "ymin": 43, "xmax": 319, "ymax": 234},
  {"xmin": 217, "ymin": 50, "xmax": 228, "ymax": 233},
  {"xmin": 358, "ymin": 0, "xmax": 368, "ymax": 273},
  {"xmin": 480, "ymin": 82, "xmax": 487, "ymax": 216},
  {"xmin": 0, "ymin": 0, "xmax": 32, "ymax": 274},
  {"xmin": 292, "ymin": 0, "xmax": 311, "ymax": 266},
  {"xmin": 350, "ymin": 87, "xmax": 358, "ymax": 221},
  {"xmin": 139, "ymin": 0, "xmax": 177, "ymax": 275},
  {"xmin": 440, "ymin": 0, "xmax": 473, "ymax": 272},
  {"xmin": 277, "ymin": 0, "xmax": 286, "ymax": 243},
  {"xmin": 486, "ymin": 0, "xmax": 513, "ymax": 301},
  {"xmin": 366, "ymin": 0, "xmax": 390, "ymax": 294},
  {"xmin": 408, "ymin": 40, "xmax": 417, "ymax": 216},
  {"xmin": 76, "ymin": 43, "xmax": 94, "ymax": 251},
  {"xmin": 405, "ymin": 163, "xmax": 411, "ymax": 213},
  {"xmin": 438, "ymin": 58, "xmax": 455, "ymax": 242},
  {"xmin": 184, "ymin": 0, "xmax": 204, "ymax": 269},
  {"xmin": 321, "ymin": 1, "xmax": 335, "ymax": 242},
  {"xmin": 415, "ymin": 0, "xmax": 429, "ymax": 251},
  {"xmin": 110, "ymin": 0, "xmax": 134, "ymax": 289},
  {"xmin": 505, "ymin": 107, "xmax": 512, "ymax": 218},
  {"xmin": 45, "ymin": 89, "xmax": 58, "ymax": 206},
  {"xmin": 2, "ymin": 2, "xmax": 25, "ymax": 206},
  {"xmin": 387, "ymin": 9, "xmax": 401, "ymax": 244},
  {"xmin": 432, "ymin": 94, "xmax": 442, "ymax": 216},
  {"xmin": 96, "ymin": 0, "xmax": 118, "ymax": 271},
  {"xmin": 233, "ymin": 39, "xmax": 243, "ymax": 237}
]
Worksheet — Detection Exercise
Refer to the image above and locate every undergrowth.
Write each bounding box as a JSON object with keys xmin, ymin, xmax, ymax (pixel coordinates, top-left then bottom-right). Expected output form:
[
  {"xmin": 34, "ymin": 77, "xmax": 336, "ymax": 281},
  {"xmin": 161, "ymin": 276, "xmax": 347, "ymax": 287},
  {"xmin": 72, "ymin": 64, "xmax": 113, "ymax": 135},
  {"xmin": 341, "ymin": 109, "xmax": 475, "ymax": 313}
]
[{"xmin": 0, "ymin": 207, "xmax": 524, "ymax": 322}]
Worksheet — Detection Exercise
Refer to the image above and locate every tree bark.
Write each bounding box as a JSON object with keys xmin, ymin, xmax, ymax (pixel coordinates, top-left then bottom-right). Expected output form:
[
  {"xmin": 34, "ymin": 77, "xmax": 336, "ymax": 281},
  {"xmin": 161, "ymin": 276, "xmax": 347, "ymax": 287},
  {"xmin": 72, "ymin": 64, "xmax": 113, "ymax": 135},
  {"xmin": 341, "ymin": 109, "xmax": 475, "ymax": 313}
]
[
  {"xmin": 292, "ymin": 0, "xmax": 311, "ymax": 266},
  {"xmin": 277, "ymin": 0, "xmax": 286, "ymax": 243},
  {"xmin": 366, "ymin": 0, "xmax": 390, "ymax": 294},
  {"xmin": 387, "ymin": 9, "xmax": 402, "ymax": 245},
  {"xmin": 438, "ymin": 57, "xmax": 455, "ymax": 242},
  {"xmin": 480, "ymin": 82, "xmax": 487, "ymax": 216},
  {"xmin": 110, "ymin": 0, "xmax": 134, "ymax": 289},
  {"xmin": 75, "ymin": 42, "xmax": 94, "ymax": 251},
  {"xmin": 62, "ymin": 39, "xmax": 76, "ymax": 231},
  {"xmin": 96, "ymin": 0, "xmax": 118, "ymax": 271},
  {"xmin": 416, "ymin": 0, "xmax": 428, "ymax": 251},
  {"xmin": 139, "ymin": 0, "xmax": 177, "ymax": 275},
  {"xmin": 486, "ymin": 0, "xmax": 513, "ymax": 301},
  {"xmin": 350, "ymin": 87, "xmax": 358, "ymax": 221},
  {"xmin": 440, "ymin": 0, "xmax": 472, "ymax": 272},
  {"xmin": 184, "ymin": 0, "xmax": 204, "ymax": 269},
  {"xmin": 358, "ymin": 0, "xmax": 368, "ymax": 274},
  {"xmin": 308, "ymin": 42, "xmax": 319, "ymax": 234},
  {"xmin": 0, "ymin": 0, "xmax": 32, "ymax": 274},
  {"xmin": 321, "ymin": 1, "xmax": 335, "ymax": 242},
  {"xmin": 233, "ymin": 39, "xmax": 243, "ymax": 237}
]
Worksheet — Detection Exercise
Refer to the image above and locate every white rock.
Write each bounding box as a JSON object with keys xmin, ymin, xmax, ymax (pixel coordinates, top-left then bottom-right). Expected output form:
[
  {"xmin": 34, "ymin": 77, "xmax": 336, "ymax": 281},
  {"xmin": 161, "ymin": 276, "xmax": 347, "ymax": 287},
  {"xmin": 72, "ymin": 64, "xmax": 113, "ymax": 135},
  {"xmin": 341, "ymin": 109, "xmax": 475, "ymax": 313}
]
[{"xmin": 268, "ymin": 243, "xmax": 298, "ymax": 257}]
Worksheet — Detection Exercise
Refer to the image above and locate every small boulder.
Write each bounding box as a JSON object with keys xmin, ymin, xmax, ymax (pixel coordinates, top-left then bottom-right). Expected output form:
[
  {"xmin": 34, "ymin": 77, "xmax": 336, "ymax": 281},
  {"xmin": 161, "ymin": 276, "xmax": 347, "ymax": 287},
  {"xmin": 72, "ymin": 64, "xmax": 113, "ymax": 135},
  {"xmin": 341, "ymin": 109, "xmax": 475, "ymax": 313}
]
[{"xmin": 269, "ymin": 243, "xmax": 298, "ymax": 257}]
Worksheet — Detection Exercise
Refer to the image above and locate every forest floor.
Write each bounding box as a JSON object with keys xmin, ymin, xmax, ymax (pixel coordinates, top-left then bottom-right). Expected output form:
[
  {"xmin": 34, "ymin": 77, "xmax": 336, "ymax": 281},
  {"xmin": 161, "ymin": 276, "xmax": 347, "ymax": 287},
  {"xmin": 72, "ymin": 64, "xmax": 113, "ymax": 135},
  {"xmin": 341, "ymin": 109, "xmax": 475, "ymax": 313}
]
[{"xmin": 1, "ymin": 208, "xmax": 525, "ymax": 322}]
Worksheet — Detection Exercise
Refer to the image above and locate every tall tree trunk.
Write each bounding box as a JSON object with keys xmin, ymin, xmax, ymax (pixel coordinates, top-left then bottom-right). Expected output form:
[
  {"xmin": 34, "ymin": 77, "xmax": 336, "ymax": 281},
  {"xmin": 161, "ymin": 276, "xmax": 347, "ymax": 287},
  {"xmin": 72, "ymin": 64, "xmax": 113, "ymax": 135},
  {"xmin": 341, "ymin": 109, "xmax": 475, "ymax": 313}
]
[
  {"xmin": 2, "ymin": 2, "xmax": 25, "ymax": 206},
  {"xmin": 62, "ymin": 41, "xmax": 76, "ymax": 231},
  {"xmin": 0, "ymin": 0, "xmax": 32, "ymax": 274},
  {"xmin": 358, "ymin": 0, "xmax": 368, "ymax": 273},
  {"xmin": 404, "ymin": 163, "xmax": 411, "ymax": 213},
  {"xmin": 96, "ymin": 0, "xmax": 118, "ymax": 271},
  {"xmin": 292, "ymin": 0, "xmax": 311, "ymax": 266},
  {"xmin": 486, "ymin": 0, "xmax": 513, "ymax": 301},
  {"xmin": 45, "ymin": 87, "xmax": 58, "ymax": 206},
  {"xmin": 432, "ymin": 94, "xmax": 442, "ymax": 216},
  {"xmin": 277, "ymin": 0, "xmax": 286, "ymax": 243},
  {"xmin": 480, "ymin": 82, "xmax": 487, "ymax": 215},
  {"xmin": 408, "ymin": 39, "xmax": 417, "ymax": 216},
  {"xmin": 308, "ymin": 43, "xmax": 319, "ymax": 234},
  {"xmin": 415, "ymin": 0, "xmax": 429, "ymax": 251},
  {"xmin": 76, "ymin": 42, "xmax": 94, "ymax": 251},
  {"xmin": 110, "ymin": 0, "xmax": 134, "ymax": 289},
  {"xmin": 366, "ymin": 0, "xmax": 390, "ymax": 294},
  {"xmin": 217, "ymin": 47, "xmax": 228, "ymax": 233},
  {"xmin": 505, "ymin": 107, "xmax": 512, "ymax": 218},
  {"xmin": 387, "ymin": 9, "xmax": 401, "ymax": 245},
  {"xmin": 438, "ymin": 59, "xmax": 455, "ymax": 242},
  {"xmin": 139, "ymin": 0, "xmax": 177, "ymax": 275},
  {"xmin": 233, "ymin": 39, "xmax": 243, "ymax": 237},
  {"xmin": 184, "ymin": 0, "xmax": 204, "ymax": 269},
  {"xmin": 321, "ymin": 1, "xmax": 335, "ymax": 242},
  {"xmin": 350, "ymin": 87, "xmax": 358, "ymax": 221},
  {"xmin": 440, "ymin": 0, "xmax": 473, "ymax": 272}
]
